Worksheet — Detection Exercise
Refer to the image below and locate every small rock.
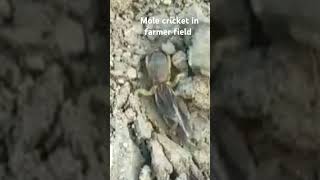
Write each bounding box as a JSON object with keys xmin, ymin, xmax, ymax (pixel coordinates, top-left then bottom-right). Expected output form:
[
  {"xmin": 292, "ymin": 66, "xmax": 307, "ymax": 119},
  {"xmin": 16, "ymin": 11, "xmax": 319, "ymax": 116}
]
[
  {"xmin": 125, "ymin": 32, "xmax": 138, "ymax": 45},
  {"xmin": 150, "ymin": 138, "xmax": 173, "ymax": 180},
  {"xmin": 136, "ymin": 114, "xmax": 153, "ymax": 139},
  {"xmin": 111, "ymin": 69, "xmax": 123, "ymax": 77},
  {"xmin": 125, "ymin": 23, "xmax": 142, "ymax": 45},
  {"xmin": 175, "ymin": 77, "xmax": 194, "ymax": 99},
  {"xmin": 117, "ymin": 78, "xmax": 125, "ymax": 84},
  {"xmin": 175, "ymin": 76, "xmax": 210, "ymax": 110},
  {"xmin": 122, "ymin": 51, "xmax": 131, "ymax": 61},
  {"xmin": 110, "ymin": 112, "xmax": 144, "ymax": 180},
  {"xmin": 111, "ymin": 61, "xmax": 128, "ymax": 77},
  {"xmin": 114, "ymin": 55, "xmax": 121, "ymax": 61},
  {"xmin": 111, "ymin": 0, "xmax": 133, "ymax": 13},
  {"xmin": 128, "ymin": 54, "xmax": 140, "ymax": 67},
  {"xmin": 161, "ymin": 0, "xmax": 172, "ymax": 5},
  {"xmin": 127, "ymin": 67, "xmax": 137, "ymax": 79},
  {"xmin": 110, "ymin": 60, "xmax": 114, "ymax": 68},
  {"xmin": 115, "ymin": 82, "xmax": 131, "ymax": 108},
  {"xmin": 172, "ymin": 51, "xmax": 188, "ymax": 72},
  {"xmin": 193, "ymin": 146, "xmax": 210, "ymax": 174},
  {"xmin": 125, "ymin": 108, "xmax": 136, "ymax": 122},
  {"xmin": 190, "ymin": 163, "xmax": 205, "ymax": 180},
  {"xmin": 161, "ymin": 41, "xmax": 176, "ymax": 55},
  {"xmin": 193, "ymin": 76, "xmax": 210, "ymax": 110},
  {"xmin": 188, "ymin": 23, "xmax": 210, "ymax": 77},
  {"xmin": 189, "ymin": 110, "xmax": 210, "ymax": 144},
  {"xmin": 114, "ymin": 49, "xmax": 123, "ymax": 57},
  {"xmin": 139, "ymin": 165, "xmax": 152, "ymax": 180},
  {"xmin": 157, "ymin": 134, "xmax": 192, "ymax": 174},
  {"xmin": 176, "ymin": 173, "xmax": 188, "ymax": 180}
]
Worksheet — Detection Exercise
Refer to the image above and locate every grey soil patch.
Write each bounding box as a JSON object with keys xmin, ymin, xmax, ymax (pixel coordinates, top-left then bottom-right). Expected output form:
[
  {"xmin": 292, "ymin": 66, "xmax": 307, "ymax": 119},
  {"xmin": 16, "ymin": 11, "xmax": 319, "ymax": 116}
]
[
  {"xmin": 213, "ymin": 0, "xmax": 320, "ymax": 179},
  {"xmin": 0, "ymin": 0, "xmax": 106, "ymax": 179}
]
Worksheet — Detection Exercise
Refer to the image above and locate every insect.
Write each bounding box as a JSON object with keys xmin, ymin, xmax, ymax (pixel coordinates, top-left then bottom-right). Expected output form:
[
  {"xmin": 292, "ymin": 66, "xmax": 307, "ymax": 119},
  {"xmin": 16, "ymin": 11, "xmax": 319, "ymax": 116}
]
[{"xmin": 135, "ymin": 51, "xmax": 192, "ymax": 139}]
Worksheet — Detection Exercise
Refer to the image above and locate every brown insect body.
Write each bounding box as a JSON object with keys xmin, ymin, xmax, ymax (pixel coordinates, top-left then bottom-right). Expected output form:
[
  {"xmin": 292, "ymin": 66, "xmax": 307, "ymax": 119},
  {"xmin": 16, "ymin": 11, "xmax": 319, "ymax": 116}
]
[
  {"xmin": 154, "ymin": 83, "xmax": 191, "ymax": 138},
  {"xmin": 146, "ymin": 51, "xmax": 191, "ymax": 138}
]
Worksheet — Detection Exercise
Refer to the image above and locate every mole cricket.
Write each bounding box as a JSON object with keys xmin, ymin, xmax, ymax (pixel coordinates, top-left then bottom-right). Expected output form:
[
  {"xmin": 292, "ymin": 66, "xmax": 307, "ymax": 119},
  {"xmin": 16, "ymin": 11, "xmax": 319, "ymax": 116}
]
[{"xmin": 135, "ymin": 51, "xmax": 192, "ymax": 139}]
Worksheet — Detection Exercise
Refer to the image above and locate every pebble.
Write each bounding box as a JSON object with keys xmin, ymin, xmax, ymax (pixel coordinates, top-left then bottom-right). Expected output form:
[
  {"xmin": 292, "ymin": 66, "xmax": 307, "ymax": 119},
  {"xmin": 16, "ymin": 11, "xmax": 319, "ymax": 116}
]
[
  {"xmin": 117, "ymin": 78, "xmax": 125, "ymax": 85},
  {"xmin": 125, "ymin": 108, "xmax": 136, "ymax": 122},
  {"xmin": 114, "ymin": 49, "xmax": 123, "ymax": 56},
  {"xmin": 136, "ymin": 114, "xmax": 152, "ymax": 139},
  {"xmin": 122, "ymin": 51, "xmax": 131, "ymax": 60},
  {"xmin": 127, "ymin": 67, "xmax": 137, "ymax": 79},
  {"xmin": 193, "ymin": 147, "xmax": 210, "ymax": 174},
  {"xmin": 139, "ymin": 165, "xmax": 152, "ymax": 180},
  {"xmin": 175, "ymin": 173, "xmax": 188, "ymax": 180},
  {"xmin": 111, "ymin": 69, "xmax": 123, "ymax": 77},
  {"xmin": 162, "ymin": 0, "xmax": 172, "ymax": 5},
  {"xmin": 128, "ymin": 54, "xmax": 140, "ymax": 67},
  {"xmin": 175, "ymin": 77, "xmax": 194, "ymax": 99},
  {"xmin": 193, "ymin": 76, "xmax": 210, "ymax": 110},
  {"xmin": 125, "ymin": 30, "xmax": 137, "ymax": 45},
  {"xmin": 115, "ymin": 82, "xmax": 131, "ymax": 108},
  {"xmin": 172, "ymin": 51, "xmax": 188, "ymax": 72},
  {"xmin": 161, "ymin": 41, "xmax": 176, "ymax": 55},
  {"xmin": 115, "ymin": 56, "xmax": 121, "ymax": 62},
  {"xmin": 110, "ymin": 60, "xmax": 114, "ymax": 68},
  {"xmin": 111, "ymin": 61, "xmax": 128, "ymax": 77}
]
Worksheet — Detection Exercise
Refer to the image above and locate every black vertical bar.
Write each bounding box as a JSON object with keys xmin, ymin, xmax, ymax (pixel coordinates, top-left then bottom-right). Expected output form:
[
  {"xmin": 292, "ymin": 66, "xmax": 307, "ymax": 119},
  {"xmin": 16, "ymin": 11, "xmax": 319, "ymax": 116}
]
[{"xmin": 106, "ymin": 0, "xmax": 111, "ymax": 179}]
